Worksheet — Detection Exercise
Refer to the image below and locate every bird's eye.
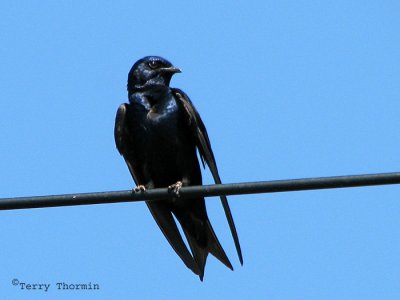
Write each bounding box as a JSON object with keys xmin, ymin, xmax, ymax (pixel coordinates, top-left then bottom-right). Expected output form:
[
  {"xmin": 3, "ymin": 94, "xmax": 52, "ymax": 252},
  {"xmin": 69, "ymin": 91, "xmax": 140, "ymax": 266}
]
[{"xmin": 148, "ymin": 60, "xmax": 160, "ymax": 69}]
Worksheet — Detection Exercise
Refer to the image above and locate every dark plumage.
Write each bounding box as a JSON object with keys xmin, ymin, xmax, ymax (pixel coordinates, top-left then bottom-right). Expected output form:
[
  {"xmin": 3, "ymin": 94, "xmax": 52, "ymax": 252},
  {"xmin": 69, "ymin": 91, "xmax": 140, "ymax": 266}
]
[{"xmin": 114, "ymin": 56, "xmax": 242, "ymax": 280}]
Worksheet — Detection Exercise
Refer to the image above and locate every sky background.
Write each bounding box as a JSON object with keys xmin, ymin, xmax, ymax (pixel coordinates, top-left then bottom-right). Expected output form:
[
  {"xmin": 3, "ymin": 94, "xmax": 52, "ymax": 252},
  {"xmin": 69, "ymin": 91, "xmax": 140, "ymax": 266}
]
[{"xmin": 1, "ymin": 1, "xmax": 400, "ymax": 299}]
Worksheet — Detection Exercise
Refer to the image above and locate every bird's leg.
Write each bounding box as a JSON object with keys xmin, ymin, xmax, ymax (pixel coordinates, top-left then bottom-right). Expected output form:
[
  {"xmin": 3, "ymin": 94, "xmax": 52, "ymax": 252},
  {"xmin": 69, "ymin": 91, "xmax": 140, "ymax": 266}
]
[
  {"xmin": 133, "ymin": 185, "xmax": 146, "ymax": 193},
  {"xmin": 132, "ymin": 181, "xmax": 154, "ymax": 193},
  {"xmin": 168, "ymin": 181, "xmax": 183, "ymax": 197},
  {"xmin": 168, "ymin": 177, "xmax": 190, "ymax": 197}
]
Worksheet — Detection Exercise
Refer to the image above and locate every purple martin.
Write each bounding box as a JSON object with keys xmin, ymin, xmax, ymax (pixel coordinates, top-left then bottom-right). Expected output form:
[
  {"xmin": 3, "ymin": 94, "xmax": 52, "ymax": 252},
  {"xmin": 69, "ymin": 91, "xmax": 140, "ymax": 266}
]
[{"xmin": 114, "ymin": 56, "xmax": 242, "ymax": 280}]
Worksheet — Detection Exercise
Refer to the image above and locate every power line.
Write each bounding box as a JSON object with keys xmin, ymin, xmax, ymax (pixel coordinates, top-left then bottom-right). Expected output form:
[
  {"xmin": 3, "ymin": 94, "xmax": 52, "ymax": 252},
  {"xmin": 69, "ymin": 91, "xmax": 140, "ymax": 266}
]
[{"xmin": 0, "ymin": 172, "xmax": 399, "ymax": 211}]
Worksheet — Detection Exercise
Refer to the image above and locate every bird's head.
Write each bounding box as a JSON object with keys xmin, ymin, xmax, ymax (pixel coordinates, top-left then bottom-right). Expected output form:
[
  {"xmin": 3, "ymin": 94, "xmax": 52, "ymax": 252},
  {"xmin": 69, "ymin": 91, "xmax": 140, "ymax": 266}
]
[{"xmin": 127, "ymin": 56, "xmax": 181, "ymax": 94}]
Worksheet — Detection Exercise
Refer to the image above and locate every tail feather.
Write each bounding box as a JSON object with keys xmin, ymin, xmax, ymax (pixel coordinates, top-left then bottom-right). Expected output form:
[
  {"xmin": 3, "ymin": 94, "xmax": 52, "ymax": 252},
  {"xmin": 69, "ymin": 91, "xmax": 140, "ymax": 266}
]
[
  {"xmin": 183, "ymin": 231, "xmax": 208, "ymax": 281},
  {"xmin": 146, "ymin": 202, "xmax": 201, "ymax": 276},
  {"xmin": 182, "ymin": 218, "xmax": 233, "ymax": 281},
  {"xmin": 205, "ymin": 220, "xmax": 233, "ymax": 270}
]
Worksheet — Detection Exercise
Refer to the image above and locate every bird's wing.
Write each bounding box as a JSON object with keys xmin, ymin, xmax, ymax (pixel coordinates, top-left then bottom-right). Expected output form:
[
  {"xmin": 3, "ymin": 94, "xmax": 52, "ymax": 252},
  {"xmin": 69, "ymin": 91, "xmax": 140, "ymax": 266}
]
[
  {"xmin": 114, "ymin": 103, "xmax": 201, "ymax": 275},
  {"xmin": 115, "ymin": 103, "xmax": 141, "ymax": 184},
  {"xmin": 172, "ymin": 88, "xmax": 243, "ymax": 265}
]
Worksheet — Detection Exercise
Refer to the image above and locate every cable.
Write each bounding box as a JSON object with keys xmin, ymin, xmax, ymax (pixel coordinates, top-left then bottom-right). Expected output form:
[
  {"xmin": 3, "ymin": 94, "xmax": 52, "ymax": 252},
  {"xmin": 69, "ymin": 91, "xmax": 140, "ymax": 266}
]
[{"xmin": 0, "ymin": 172, "xmax": 399, "ymax": 210}]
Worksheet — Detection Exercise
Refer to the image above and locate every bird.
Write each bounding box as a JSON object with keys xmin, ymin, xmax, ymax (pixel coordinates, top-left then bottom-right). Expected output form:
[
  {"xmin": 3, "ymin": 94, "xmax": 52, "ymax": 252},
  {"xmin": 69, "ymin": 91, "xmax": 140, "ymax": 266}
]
[{"xmin": 114, "ymin": 56, "xmax": 242, "ymax": 280}]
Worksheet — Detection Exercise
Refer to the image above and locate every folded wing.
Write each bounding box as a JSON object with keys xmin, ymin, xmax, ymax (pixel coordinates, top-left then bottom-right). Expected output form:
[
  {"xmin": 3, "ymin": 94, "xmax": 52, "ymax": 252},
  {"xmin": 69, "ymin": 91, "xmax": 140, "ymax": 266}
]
[{"xmin": 172, "ymin": 89, "xmax": 243, "ymax": 265}]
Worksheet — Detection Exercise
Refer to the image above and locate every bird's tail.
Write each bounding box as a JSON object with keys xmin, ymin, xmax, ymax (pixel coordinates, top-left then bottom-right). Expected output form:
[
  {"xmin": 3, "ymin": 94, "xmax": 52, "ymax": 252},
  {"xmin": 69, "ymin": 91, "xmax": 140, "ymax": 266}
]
[{"xmin": 183, "ymin": 219, "xmax": 233, "ymax": 281}]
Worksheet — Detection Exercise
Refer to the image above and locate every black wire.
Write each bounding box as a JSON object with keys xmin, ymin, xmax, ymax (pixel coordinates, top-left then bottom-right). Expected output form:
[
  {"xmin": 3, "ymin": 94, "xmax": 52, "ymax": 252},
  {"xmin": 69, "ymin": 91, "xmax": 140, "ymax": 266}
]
[{"xmin": 0, "ymin": 172, "xmax": 399, "ymax": 210}]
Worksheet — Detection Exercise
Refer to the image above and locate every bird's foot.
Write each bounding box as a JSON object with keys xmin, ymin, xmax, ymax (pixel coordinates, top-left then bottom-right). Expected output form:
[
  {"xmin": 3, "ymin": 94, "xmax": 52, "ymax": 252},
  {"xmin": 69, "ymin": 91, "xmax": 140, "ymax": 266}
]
[
  {"xmin": 133, "ymin": 185, "xmax": 146, "ymax": 193},
  {"xmin": 168, "ymin": 181, "xmax": 183, "ymax": 197}
]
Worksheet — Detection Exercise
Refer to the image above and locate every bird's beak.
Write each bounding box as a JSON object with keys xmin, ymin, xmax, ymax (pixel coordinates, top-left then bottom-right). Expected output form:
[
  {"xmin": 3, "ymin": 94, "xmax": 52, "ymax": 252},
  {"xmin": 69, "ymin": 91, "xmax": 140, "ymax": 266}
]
[{"xmin": 160, "ymin": 66, "xmax": 182, "ymax": 74}]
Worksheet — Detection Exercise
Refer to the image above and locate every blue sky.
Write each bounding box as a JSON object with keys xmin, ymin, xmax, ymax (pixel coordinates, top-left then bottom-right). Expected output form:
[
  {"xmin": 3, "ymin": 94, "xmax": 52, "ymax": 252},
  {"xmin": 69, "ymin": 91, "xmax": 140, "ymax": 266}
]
[{"xmin": 1, "ymin": 1, "xmax": 400, "ymax": 299}]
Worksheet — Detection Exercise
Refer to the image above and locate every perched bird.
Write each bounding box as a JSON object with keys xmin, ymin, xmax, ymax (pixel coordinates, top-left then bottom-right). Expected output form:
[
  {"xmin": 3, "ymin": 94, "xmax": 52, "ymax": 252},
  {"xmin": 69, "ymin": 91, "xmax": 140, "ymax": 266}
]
[{"xmin": 114, "ymin": 56, "xmax": 242, "ymax": 280}]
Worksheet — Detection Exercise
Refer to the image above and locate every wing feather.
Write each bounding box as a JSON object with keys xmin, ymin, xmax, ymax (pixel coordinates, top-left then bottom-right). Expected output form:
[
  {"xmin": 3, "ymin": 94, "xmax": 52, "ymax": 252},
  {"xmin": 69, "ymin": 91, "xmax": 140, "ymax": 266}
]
[
  {"xmin": 114, "ymin": 104, "xmax": 141, "ymax": 184},
  {"xmin": 172, "ymin": 88, "xmax": 243, "ymax": 265}
]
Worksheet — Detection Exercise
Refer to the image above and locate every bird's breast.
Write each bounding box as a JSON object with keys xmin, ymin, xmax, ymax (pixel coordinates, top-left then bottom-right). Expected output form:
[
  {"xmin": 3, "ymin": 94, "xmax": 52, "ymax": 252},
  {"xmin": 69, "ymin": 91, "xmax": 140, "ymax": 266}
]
[
  {"xmin": 128, "ymin": 92, "xmax": 199, "ymax": 186},
  {"xmin": 129, "ymin": 93, "xmax": 183, "ymax": 145},
  {"xmin": 146, "ymin": 98, "xmax": 179, "ymax": 123},
  {"xmin": 129, "ymin": 92, "xmax": 179, "ymax": 123}
]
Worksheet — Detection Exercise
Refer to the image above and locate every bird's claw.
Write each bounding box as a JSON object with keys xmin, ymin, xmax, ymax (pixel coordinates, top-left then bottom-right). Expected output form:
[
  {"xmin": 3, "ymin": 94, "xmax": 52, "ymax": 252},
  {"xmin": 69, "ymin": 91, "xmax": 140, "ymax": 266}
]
[
  {"xmin": 133, "ymin": 185, "xmax": 146, "ymax": 193},
  {"xmin": 168, "ymin": 181, "xmax": 183, "ymax": 197}
]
